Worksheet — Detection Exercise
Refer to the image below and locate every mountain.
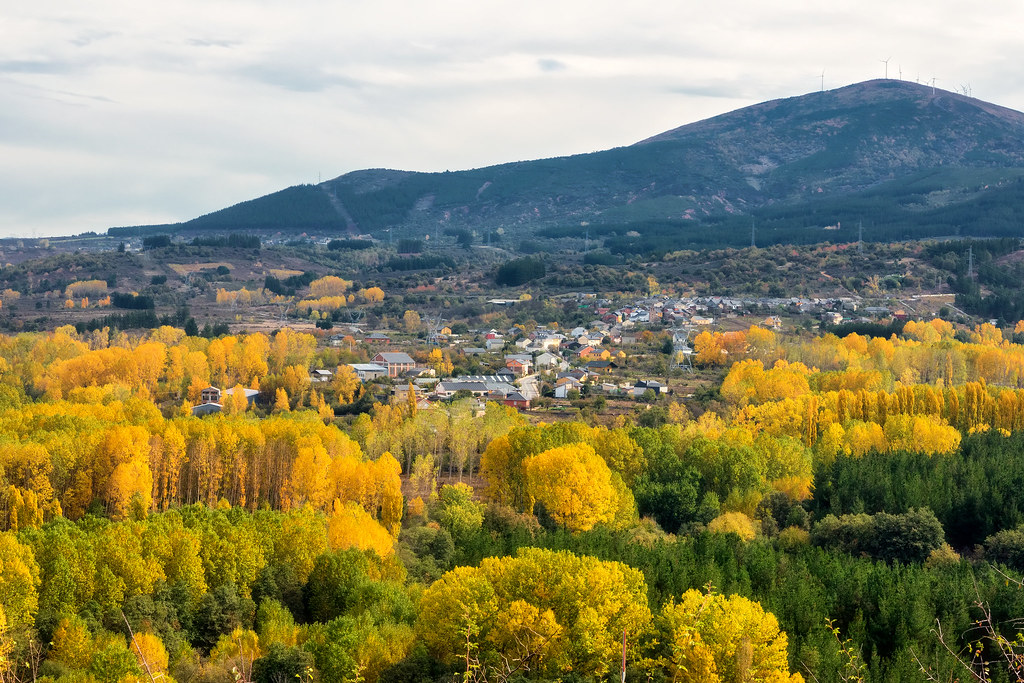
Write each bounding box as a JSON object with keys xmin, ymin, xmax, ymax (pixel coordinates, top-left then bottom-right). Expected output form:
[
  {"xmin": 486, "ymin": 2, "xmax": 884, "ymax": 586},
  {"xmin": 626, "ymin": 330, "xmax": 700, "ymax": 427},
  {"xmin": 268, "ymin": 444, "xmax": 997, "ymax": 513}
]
[{"xmin": 119, "ymin": 80, "xmax": 1024, "ymax": 250}]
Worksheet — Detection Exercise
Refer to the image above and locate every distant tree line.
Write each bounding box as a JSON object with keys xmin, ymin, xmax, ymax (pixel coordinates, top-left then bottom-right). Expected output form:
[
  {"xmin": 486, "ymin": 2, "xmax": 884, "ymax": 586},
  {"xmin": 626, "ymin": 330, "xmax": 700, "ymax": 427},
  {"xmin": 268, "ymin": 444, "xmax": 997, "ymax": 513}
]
[
  {"xmin": 383, "ymin": 255, "xmax": 456, "ymax": 272},
  {"xmin": 110, "ymin": 292, "xmax": 155, "ymax": 310},
  {"xmin": 495, "ymin": 257, "xmax": 545, "ymax": 286},
  {"xmin": 190, "ymin": 233, "xmax": 261, "ymax": 249},
  {"xmin": 328, "ymin": 239, "xmax": 374, "ymax": 251},
  {"xmin": 142, "ymin": 235, "xmax": 172, "ymax": 249},
  {"xmin": 264, "ymin": 271, "xmax": 318, "ymax": 296}
]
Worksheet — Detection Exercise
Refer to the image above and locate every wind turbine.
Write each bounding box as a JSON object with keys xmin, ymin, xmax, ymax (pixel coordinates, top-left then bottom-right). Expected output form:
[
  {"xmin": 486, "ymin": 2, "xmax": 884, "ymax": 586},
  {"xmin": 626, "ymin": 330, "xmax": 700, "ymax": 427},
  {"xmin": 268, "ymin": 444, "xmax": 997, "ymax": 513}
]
[
  {"xmin": 880, "ymin": 56, "xmax": 891, "ymax": 79},
  {"xmin": 930, "ymin": 77, "xmax": 938, "ymax": 95},
  {"xmin": 898, "ymin": 65, "xmax": 902, "ymax": 81},
  {"xmin": 820, "ymin": 69, "xmax": 825, "ymax": 92}
]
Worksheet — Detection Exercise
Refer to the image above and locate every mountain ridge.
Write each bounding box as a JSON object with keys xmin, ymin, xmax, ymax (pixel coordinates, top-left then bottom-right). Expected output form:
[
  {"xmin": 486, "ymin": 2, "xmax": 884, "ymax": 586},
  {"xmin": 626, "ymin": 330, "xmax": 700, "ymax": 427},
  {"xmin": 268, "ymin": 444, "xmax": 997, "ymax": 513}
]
[{"xmin": 114, "ymin": 80, "xmax": 1024, "ymax": 248}]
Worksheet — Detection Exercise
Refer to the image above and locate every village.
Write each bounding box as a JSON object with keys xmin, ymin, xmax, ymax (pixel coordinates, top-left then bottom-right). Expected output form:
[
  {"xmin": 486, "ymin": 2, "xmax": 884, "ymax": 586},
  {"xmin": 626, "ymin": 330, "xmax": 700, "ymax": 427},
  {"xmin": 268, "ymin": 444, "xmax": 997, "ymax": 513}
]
[{"xmin": 178, "ymin": 288, "xmax": 951, "ymax": 419}]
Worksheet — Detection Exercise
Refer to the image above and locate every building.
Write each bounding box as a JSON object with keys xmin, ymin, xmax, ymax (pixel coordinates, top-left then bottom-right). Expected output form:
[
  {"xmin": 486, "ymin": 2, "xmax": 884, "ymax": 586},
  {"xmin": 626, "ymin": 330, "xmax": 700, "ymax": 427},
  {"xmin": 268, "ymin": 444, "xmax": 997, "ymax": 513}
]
[
  {"xmin": 585, "ymin": 360, "xmax": 616, "ymax": 374},
  {"xmin": 223, "ymin": 386, "xmax": 260, "ymax": 405},
  {"xmin": 193, "ymin": 384, "xmax": 257, "ymax": 416},
  {"xmin": 554, "ymin": 376, "xmax": 583, "ymax": 399},
  {"xmin": 200, "ymin": 386, "xmax": 221, "ymax": 404},
  {"xmin": 535, "ymin": 351, "xmax": 558, "ymax": 366},
  {"xmin": 504, "ymin": 354, "xmax": 533, "ymax": 376},
  {"xmin": 349, "ymin": 363, "xmax": 389, "ymax": 381},
  {"xmin": 502, "ymin": 392, "xmax": 531, "ymax": 409},
  {"xmin": 632, "ymin": 380, "xmax": 668, "ymax": 397},
  {"xmin": 372, "ymin": 352, "xmax": 416, "ymax": 378},
  {"xmin": 434, "ymin": 375, "xmax": 518, "ymax": 400},
  {"xmin": 310, "ymin": 369, "xmax": 333, "ymax": 383},
  {"xmin": 191, "ymin": 402, "xmax": 222, "ymax": 416}
]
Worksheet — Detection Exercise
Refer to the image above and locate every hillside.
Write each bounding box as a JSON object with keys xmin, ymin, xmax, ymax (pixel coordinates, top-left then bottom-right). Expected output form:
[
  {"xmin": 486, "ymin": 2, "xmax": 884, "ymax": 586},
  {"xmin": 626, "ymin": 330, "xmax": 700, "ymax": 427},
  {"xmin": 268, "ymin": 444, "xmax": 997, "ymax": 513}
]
[{"xmin": 115, "ymin": 80, "xmax": 1024, "ymax": 249}]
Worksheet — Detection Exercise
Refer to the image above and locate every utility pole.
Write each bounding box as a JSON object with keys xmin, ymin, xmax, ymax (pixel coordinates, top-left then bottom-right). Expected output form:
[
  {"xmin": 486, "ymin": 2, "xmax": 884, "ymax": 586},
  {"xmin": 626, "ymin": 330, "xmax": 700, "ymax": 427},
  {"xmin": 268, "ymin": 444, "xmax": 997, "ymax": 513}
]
[
  {"xmin": 621, "ymin": 630, "xmax": 628, "ymax": 683},
  {"xmin": 967, "ymin": 245, "xmax": 974, "ymax": 280},
  {"xmin": 751, "ymin": 219, "xmax": 756, "ymax": 248}
]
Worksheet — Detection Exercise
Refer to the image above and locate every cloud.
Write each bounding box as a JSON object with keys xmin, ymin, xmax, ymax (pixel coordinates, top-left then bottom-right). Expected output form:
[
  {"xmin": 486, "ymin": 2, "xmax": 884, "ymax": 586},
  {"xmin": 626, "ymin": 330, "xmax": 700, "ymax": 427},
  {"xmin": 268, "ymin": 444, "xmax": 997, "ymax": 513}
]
[
  {"xmin": 666, "ymin": 82, "xmax": 751, "ymax": 99},
  {"xmin": 187, "ymin": 38, "xmax": 239, "ymax": 49},
  {"xmin": 0, "ymin": 60, "xmax": 72, "ymax": 75},
  {"xmin": 537, "ymin": 58, "xmax": 567, "ymax": 72},
  {"xmin": 236, "ymin": 62, "xmax": 362, "ymax": 92},
  {"xmin": 4, "ymin": 0, "xmax": 1024, "ymax": 237}
]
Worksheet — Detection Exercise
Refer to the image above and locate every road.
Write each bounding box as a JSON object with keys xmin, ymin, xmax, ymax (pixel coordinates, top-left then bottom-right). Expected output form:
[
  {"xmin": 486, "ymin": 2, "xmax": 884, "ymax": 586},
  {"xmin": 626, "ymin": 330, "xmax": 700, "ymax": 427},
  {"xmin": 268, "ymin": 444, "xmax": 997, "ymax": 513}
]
[{"xmin": 517, "ymin": 373, "xmax": 540, "ymax": 400}]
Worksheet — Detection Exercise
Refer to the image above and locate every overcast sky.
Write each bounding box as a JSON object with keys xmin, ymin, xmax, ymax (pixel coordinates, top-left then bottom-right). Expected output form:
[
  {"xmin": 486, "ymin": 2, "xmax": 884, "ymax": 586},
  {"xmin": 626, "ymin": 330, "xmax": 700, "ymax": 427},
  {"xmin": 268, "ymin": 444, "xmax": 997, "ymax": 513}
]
[{"xmin": 3, "ymin": 1, "xmax": 1023, "ymax": 238}]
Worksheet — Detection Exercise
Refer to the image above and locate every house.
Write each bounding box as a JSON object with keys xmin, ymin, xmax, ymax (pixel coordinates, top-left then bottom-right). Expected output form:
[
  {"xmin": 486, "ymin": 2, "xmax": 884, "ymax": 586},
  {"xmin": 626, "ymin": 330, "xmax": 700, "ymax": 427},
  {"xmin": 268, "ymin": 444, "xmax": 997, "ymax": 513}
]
[
  {"xmin": 534, "ymin": 351, "xmax": 562, "ymax": 369},
  {"xmin": 585, "ymin": 360, "xmax": 616, "ymax": 374},
  {"xmin": 393, "ymin": 383, "xmax": 425, "ymax": 401},
  {"xmin": 191, "ymin": 402, "xmax": 222, "ymax": 416},
  {"xmin": 823, "ymin": 311, "xmax": 844, "ymax": 326},
  {"xmin": 372, "ymin": 352, "xmax": 416, "ymax": 377},
  {"xmin": 502, "ymin": 392, "xmax": 531, "ymax": 409},
  {"xmin": 200, "ymin": 386, "xmax": 221, "ymax": 404},
  {"xmin": 533, "ymin": 332, "xmax": 565, "ymax": 350},
  {"xmin": 558, "ymin": 369, "xmax": 588, "ymax": 382},
  {"xmin": 364, "ymin": 332, "xmax": 392, "ymax": 344},
  {"xmin": 223, "ymin": 386, "xmax": 260, "ymax": 406},
  {"xmin": 349, "ymin": 363, "xmax": 389, "ymax": 381},
  {"xmin": 504, "ymin": 354, "xmax": 533, "ymax": 376},
  {"xmin": 505, "ymin": 358, "xmax": 531, "ymax": 376},
  {"xmin": 633, "ymin": 380, "xmax": 668, "ymax": 397},
  {"xmin": 193, "ymin": 384, "xmax": 256, "ymax": 415},
  {"xmin": 310, "ymin": 369, "xmax": 333, "ymax": 383},
  {"xmin": 485, "ymin": 338, "xmax": 506, "ymax": 352},
  {"xmin": 554, "ymin": 376, "xmax": 583, "ymax": 399}
]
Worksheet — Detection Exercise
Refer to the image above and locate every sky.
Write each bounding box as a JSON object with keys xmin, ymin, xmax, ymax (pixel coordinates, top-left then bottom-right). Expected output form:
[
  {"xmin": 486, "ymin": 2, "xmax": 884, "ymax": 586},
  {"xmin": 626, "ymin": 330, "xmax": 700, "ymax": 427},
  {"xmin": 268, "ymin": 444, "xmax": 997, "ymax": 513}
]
[{"xmin": 3, "ymin": 1, "xmax": 1024, "ymax": 238}]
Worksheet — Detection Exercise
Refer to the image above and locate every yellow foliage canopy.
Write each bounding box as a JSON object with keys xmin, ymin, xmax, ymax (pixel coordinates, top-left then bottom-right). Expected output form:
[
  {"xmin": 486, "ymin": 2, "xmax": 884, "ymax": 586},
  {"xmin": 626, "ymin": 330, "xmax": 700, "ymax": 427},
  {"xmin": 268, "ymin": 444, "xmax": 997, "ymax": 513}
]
[
  {"xmin": 523, "ymin": 443, "xmax": 620, "ymax": 532},
  {"xmin": 327, "ymin": 500, "xmax": 395, "ymax": 558},
  {"xmin": 417, "ymin": 548, "xmax": 652, "ymax": 678},
  {"xmin": 663, "ymin": 589, "xmax": 804, "ymax": 683}
]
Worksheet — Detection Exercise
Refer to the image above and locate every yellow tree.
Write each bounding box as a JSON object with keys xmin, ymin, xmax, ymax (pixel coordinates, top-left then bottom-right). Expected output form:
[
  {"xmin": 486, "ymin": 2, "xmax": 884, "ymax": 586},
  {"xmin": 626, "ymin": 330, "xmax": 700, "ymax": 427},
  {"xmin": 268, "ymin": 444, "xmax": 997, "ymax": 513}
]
[
  {"xmin": 523, "ymin": 444, "xmax": 620, "ymax": 532},
  {"xmin": 694, "ymin": 331, "xmax": 728, "ymax": 367},
  {"xmin": 327, "ymin": 500, "xmax": 395, "ymax": 557},
  {"xmin": 427, "ymin": 348, "xmax": 453, "ymax": 376},
  {"xmin": 310, "ymin": 275, "xmax": 352, "ymax": 298},
  {"xmin": 107, "ymin": 457, "xmax": 153, "ymax": 520},
  {"xmin": 130, "ymin": 631, "xmax": 170, "ymax": 677},
  {"xmin": 50, "ymin": 615, "xmax": 94, "ymax": 669},
  {"xmin": 287, "ymin": 438, "xmax": 332, "ymax": 510},
  {"xmin": 662, "ymin": 589, "xmax": 804, "ymax": 683},
  {"xmin": 403, "ymin": 310, "xmax": 421, "ymax": 333},
  {"xmin": 332, "ymin": 365, "xmax": 361, "ymax": 404},
  {"xmin": 360, "ymin": 286, "xmax": 385, "ymax": 303},
  {"xmin": 417, "ymin": 547, "xmax": 652, "ymax": 679},
  {"xmin": 0, "ymin": 532, "xmax": 40, "ymax": 629},
  {"xmin": 272, "ymin": 387, "xmax": 290, "ymax": 414}
]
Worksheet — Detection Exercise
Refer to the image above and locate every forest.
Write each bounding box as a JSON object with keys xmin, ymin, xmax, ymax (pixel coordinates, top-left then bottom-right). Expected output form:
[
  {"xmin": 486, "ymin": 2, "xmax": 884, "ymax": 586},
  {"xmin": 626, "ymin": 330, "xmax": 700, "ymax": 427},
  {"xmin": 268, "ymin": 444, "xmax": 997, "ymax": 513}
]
[{"xmin": 5, "ymin": 319, "xmax": 1024, "ymax": 682}]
